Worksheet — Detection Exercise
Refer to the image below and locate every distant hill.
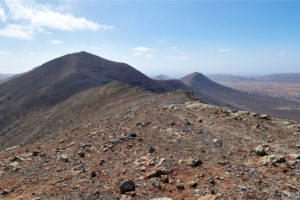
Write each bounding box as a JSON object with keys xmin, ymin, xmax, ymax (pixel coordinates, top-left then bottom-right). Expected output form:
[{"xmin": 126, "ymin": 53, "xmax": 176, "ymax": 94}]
[
  {"xmin": 253, "ymin": 73, "xmax": 300, "ymax": 83},
  {"xmin": 181, "ymin": 72, "xmax": 300, "ymax": 121},
  {"xmin": 207, "ymin": 74, "xmax": 255, "ymax": 82},
  {"xmin": 152, "ymin": 74, "xmax": 172, "ymax": 80},
  {"xmin": 208, "ymin": 73, "xmax": 300, "ymax": 83}
]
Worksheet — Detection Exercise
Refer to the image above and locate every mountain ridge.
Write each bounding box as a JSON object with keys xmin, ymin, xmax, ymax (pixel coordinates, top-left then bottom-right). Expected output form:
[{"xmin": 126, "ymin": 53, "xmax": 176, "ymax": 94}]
[{"xmin": 182, "ymin": 72, "xmax": 300, "ymax": 121}]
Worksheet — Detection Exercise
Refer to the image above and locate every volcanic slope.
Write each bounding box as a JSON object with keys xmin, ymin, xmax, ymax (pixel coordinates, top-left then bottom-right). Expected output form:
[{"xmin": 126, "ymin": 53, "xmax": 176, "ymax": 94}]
[
  {"xmin": 181, "ymin": 72, "xmax": 300, "ymax": 121},
  {"xmin": 0, "ymin": 86, "xmax": 299, "ymax": 199},
  {"xmin": 0, "ymin": 52, "xmax": 188, "ymax": 149}
]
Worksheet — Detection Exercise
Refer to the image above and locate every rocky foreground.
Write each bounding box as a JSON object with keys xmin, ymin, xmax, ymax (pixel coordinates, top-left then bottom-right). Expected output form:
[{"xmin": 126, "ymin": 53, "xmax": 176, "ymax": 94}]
[{"xmin": 0, "ymin": 90, "xmax": 299, "ymax": 199}]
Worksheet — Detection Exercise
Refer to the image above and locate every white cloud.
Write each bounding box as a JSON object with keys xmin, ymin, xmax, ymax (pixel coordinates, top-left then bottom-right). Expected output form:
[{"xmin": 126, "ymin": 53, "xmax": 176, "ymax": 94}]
[
  {"xmin": 171, "ymin": 46, "xmax": 178, "ymax": 50},
  {"xmin": 132, "ymin": 46, "xmax": 154, "ymax": 53},
  {"xmin": 133, "ymin": 52, "xmax": 143, "ymax": 56},
  {"xmin": 132, "ymin": 46, "xmax": 155, "ymax": 57},
  {"xmin": 0, "ymin": 6, "xmax": 6, "ymax": 22},
  {"xmin": 50, "ymin": 40, "xmax": 63, "ymax": 44},
  {"xmin": 279, "ymin": 51, "xmax": 288, "ymax": 55},
  {"xmin": 0, "ymin": 51, "xmax": 12, "ymax": 55},
  {"xmin": 218, "ymin": 48, "xmax": 232, "ymax": 53},
  {"xmin": 0, "ymin": 0, "xmax": 113, "ymax": 40},
  {"xmin": 167, "ymin": 56, "xmax": 189, "ymax": 60},
  {"xmin": 0, "ymin": 24, "xmax": 34, "ymax": 40}
]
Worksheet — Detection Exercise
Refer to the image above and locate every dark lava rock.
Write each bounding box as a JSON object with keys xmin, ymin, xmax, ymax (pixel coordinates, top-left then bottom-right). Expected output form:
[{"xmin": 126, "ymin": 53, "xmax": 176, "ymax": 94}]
[
  {"xmin": 149, "ymin": 146, "xmax": 156, "ymax": 154},
  {"xmin": 120, "ymin": 180, "xmax": 135, "ymax": 194},
  {"xmin": 91, "ymin": 171, "xmax": 97, "ymax": 178},
  {"xmin": 189, "ymin": 157, "xmax": 202, "ymax": 168}
]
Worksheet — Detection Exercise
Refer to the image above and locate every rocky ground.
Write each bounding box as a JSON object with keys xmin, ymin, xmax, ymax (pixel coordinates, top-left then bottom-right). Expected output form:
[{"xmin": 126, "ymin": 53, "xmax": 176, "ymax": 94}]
[{"xmin": 0, "ymin": 89, "xmax": 300, "ymax": 199}]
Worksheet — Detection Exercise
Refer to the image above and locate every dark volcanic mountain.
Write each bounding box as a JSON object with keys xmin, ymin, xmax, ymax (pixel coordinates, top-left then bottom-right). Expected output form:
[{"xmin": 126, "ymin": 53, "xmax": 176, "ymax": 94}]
[
  {"xmin": 181, "ymin": 72, "xmax": 300, "ymax": 121},
  {"xmin": 0, "ymin": 52, "xmax": 188, "ymax": 149},
  {"xmin": 0, "ymin": 51, "xmax": 187, "ymax": 109}
]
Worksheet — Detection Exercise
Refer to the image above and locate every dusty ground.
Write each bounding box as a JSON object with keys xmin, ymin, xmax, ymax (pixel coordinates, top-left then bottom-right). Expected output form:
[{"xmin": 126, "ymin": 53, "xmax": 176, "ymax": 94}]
[{"xmin": 0, "ymin": 87, "xmax": 300, "ymax": 200}]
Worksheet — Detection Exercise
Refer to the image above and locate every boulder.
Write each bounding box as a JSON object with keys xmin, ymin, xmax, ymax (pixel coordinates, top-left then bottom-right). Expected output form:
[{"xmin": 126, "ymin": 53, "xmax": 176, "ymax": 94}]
[
  {"xmin": 120, "ymin": 180, "xmax": 135, "ymax": 194},
  {"xmin": 262, "ymin": 154, "xmax": 285, "ymax": 165},
  {"xmin": 254, "ymin": 145, "xmax": 267, "ymax": 156}
]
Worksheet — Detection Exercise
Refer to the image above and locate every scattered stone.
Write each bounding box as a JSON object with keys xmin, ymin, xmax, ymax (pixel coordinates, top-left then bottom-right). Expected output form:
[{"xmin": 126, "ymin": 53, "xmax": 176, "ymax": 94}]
[
  {"xmin": 120, "ymin": 194, "xmax": 133, "ymax": 200},
  {"xmin": 260, "ymin": 114, "xmax": 269, "ymax": 119},
  {"xmin": 140, "ymin": 166, "xmax": 146, "ymax": 172},
  {"xmin": 151, "ymin": 198, "xmax": 172, "ymax": 200},
  {"xmin": 254, "ymin": 145, "xmax": 267, "ymax": 156},
  {"xmin": 91, "ymin": 171, "xmax": 97, "ymax": 178},
  {"xmin": 112, "ymin": 138, "xmax": 120, "ymax": 144},
  {"xmin": 5, "ymin": 162, "xmax": 19, "ymax": 172},
  {"xmin": 31, "ymin": 151, "xmax": 40, "ymax": 156},
  {"xmin": 128, "ymin": 133, "xmax": 137, "ymax": 138},
  {"xmin": 169, "ymin": 121, "xmax": 176, "ymax": 126},
  {"xmin": 60, "ymin": 154, "xmax": 69, "ymax": 162},
  {"xmin": 161, "ymin": 175, "xmax": 169, "ymax": 183},
  {"xmin": 189, "ymin": 157, "xmax": 202, "ymax": 168},
  {"xmin": 99, "ymin": 159, "xmax": 105, "ymax": 165},
  {"xmin": 238, "ymin": 185, "xmax": 247, "ymax": 191},
  {"xmin": 175, "ymin": 180, "xmax": 185, "ymax": 190},
  {"xmin": 287, "ymin": 154, "xmax": 300, "ymax": 160},
  {"xmin": 208, "ymin": 178, "xmax": 216, "ymax": 185},
  {"xmin": 145, "ymin": 168, "xmax": 169, "ymax": 179},
  {"xmin": 155, "ymin": 158, "xmax": 165, "ymax": 168},
  {"xmin": 78, "ymin": 151, "xmax": 85, "ymax": 158},
  {"xmin": 262, "ymin": 154, "xmax": 285, "ymax": 165},
  {"xmin": 1, "ymin": 189, "xmax": 9, "ymax": 195},
  {"xmin": 184, "ymin": 119, "xmax": 191, "ymax": 125},
  {"xmin": 189, "ymin": 180, "xmax": 198, "ymax": 188},
  {"xmin": 149, "ymin": 146, "xmax": 156, "ymax": 154},
  {"xmin": 296, "ymin": 144, "xmax": 300, "ymax": 148},
  {"xmin": 152, "ymin": 181, "xmax": 162, "ymax": 190},
  {"xmin": 120, "ymin": 180, "xmax": 135, "ymax": 194}
]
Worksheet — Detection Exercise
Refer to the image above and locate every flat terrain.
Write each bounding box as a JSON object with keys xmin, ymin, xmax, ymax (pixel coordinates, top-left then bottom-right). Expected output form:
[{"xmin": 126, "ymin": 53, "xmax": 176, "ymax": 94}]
[{"xmin": 219, "ymin": 81, "xmax": 300, "ymax": 103}]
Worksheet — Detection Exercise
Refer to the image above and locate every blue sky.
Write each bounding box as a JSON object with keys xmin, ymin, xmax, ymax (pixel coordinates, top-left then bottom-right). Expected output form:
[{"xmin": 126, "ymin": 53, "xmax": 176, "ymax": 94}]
[{"xmin": 0, "ymin": 0, "xmax": 300, "ymax": 77}]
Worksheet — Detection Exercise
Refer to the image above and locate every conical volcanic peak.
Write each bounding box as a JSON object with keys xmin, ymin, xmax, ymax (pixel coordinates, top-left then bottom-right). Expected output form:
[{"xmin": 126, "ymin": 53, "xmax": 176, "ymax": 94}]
[{"xmin": 181, "ymin": 72, "xmax": 221, "ymax": 89}]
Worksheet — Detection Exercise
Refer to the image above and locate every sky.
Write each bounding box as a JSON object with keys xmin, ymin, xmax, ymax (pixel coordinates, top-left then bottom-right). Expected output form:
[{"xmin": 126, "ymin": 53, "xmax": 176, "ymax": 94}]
[{"xmin": 0, "ymin": 0, "xmax": 300, "ymax": 77}]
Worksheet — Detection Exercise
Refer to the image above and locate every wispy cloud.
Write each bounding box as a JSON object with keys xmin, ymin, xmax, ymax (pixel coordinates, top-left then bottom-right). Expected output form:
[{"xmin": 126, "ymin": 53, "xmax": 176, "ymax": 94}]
[
  {"xmin": 132, "ymin": 46, "xmax": 155, "ymax": 57},
  {"xmin": 279, "ymin": 51, "xmax": 288, "ymax": 55},
  {"xmin": 0, "ymin": 6, "xmax": 6, "ymax": 22},
  {"xmin": 171, "ymin": 46, "xmax": 179, "ymax": 50},
  {"xmin": 0, "ymin": 51, "xmax": 12, "ymax": 55},
  {"xmin": 0, "ymin": 0, "xmax": 113, "ymax": 40},
  {"xmin": 50, "ymin": 40, "xmax": 63, "ymax": 44},
  {"xmin": 218, "ymin": 48, "xmax": 232, "ymax": 53},
  {"xmin": 0, "ymin": 24, "xmax": 34, "ymax": 40},
  {"xmin": 167, "ymin": 56, "xmax": 189, "ymax": 60},
  {"xmin": 133, "ymin": 52, "xmax": 143, "ymax": 56},
  {"xmin": 132, "ymin": 46, "xmax": 154, "ymax": 53}
]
